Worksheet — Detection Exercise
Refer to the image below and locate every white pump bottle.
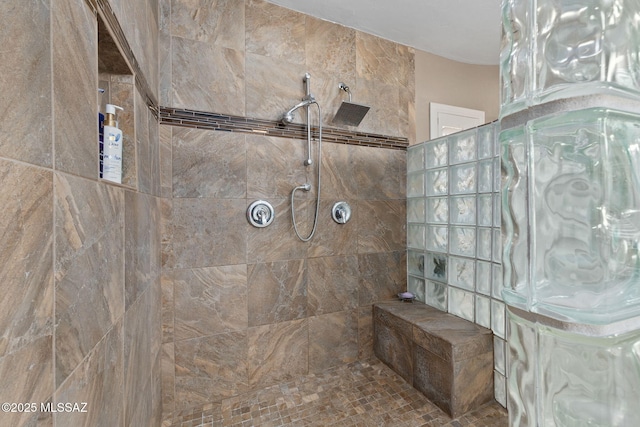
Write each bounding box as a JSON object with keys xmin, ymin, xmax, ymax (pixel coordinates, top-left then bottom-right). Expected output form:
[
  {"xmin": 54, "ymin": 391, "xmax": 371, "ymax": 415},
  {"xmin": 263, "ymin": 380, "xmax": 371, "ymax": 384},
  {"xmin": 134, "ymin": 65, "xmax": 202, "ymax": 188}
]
[{"xmin": 102, "ymin": 104, "xmax": 124, "ymax": 184}]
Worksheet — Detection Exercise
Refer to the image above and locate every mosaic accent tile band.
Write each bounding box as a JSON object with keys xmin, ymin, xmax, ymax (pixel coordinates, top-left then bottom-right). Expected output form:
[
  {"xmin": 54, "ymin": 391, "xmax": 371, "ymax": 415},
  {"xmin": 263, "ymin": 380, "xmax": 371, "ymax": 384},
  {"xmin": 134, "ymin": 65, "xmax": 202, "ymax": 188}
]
[
  {"xmin": 159, "ymin": 107, "xmax": 410, "ymax": 150},
  {"xmin": 91, "ymin": 0, "xmax": 409, "ymax": 149}
]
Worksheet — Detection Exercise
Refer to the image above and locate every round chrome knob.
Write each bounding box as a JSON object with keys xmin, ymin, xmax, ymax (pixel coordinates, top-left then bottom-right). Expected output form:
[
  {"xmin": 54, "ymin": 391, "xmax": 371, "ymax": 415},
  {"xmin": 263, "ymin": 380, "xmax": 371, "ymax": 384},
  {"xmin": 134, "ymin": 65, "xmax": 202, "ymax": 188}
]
[
  {"xmin": 331, "ymin": 201, "xmax": 351, "ymax": 224},
  {"xmin": 247, "ymin": 200, "xmax": 275, "ymax": 228}
]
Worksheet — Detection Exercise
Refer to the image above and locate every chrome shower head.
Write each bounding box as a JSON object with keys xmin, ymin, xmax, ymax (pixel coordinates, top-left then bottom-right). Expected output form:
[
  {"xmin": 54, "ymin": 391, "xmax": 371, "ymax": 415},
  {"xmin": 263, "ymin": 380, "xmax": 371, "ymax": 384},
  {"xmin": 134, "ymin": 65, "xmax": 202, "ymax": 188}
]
[
  {"xmin": 333, "ymin": 102, "xmax": 370, "ymax": 127},
  {"xmin": 281, "ymin": 111, "xmax": 295, "ymax": 125},
  {"xmin": 281, "ymin": 96, "xmax": 316, "ymax": 125},
  {"xmin": 333, "ymin": 82, "xmax": 370, "ymax": 127}
]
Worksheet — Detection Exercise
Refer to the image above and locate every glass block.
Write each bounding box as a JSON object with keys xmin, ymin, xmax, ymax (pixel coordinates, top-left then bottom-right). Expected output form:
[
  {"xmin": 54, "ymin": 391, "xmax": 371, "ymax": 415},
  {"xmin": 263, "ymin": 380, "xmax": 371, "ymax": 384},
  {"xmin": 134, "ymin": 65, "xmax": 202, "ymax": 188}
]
[
  {"xmin": 426, "ymin": 197, "xmax": 448, "ymax": 224},
  {"xmin": 450, "ymin": 196, "xmax": 476, "ymax": 225},
  {"xmin": 529, "ymin": 109, "xmax": 640, "ymax": 322},
  {"xmin": 425, "ymin": 252, "xmax": 447, "ymax": 283},
  {"xmin": 493, "ymin": 123, "xmax": 501, "ymax": 162},
  {"xmin": 509, "ymin": 309, "xmax": 640, "ymax": 427},
  {"xmin": 493, "ymin": 157, "xmax": 501, "ymax": 193},
  {"xmin": 450, "ymin": 163, "xmax": 477, "ymax": 194},
  {"xmin": 407, "ymin": 198, "xmax": 426, "ymax": 223},
  {"xmin": 407, "ymin": 250, "xmax": 425, "ymax": 277},
  {"xmin": 425, "ymin": 138, "xmax": 449, "ymax": 169},
  {"xmin": 494, "ymin": 336, "xmax": 506, "ymax": 375},
  {"xmin": 475, "ymin": 295, "xmax": 491, "ymax": 328},
  {"xmin": 477, "ymin": 227, "xmax": 492, "ymax": 261},
  {"xmin": 425, "ymin": 168, "xmax": 448, "ymax": 196},
  {"xmin": 448, "ymin": 256, "xmax": 475, "ymax": 291},
  {"xmin": 507, "ymin": 309, "xmax": 537, "ymax": 425},
  {"xmin": 503, "ymin": 109, "xmax": 640, "ymax": 323},
  {"xmin": 448, "ymin": 287, "xmax": 474, "ymax": 322},
  {"xmin": 478, "ymin": 159, "xmax": 493, "ymax": 193},
  {"xmin": 449, "ymin": 129, "xmax": 477, "ymax": 164},
  {"xmin": 500, "ymin": 0, "xmax": 530, "ymax": 116},
  {"xmin": 500, "ymin": 127, "xmax": 531, "ymax": 310},
  {"xmin": 407, "ymin": 172, "xmax": 425, "ymax": 197},
  {"xmin": 407, "ymin": 144, "xmax": 425, "ymax": 172},
  {"xmin": 407, "ymin": 224, "xmax": 425, "ymax": 250},
  {"xmin": 492, "ymin": 299, "xmax": 506, "ymax": 339},
  {"xmin": 535, "ymin": 0, "xmax": 640, "ymax": 105},
  {"xmin": 478, "ymin": 194, "xmax": 493, "ymax": 227},
  {"xmin": 477, "ymin": 123, "xmax": 495, "ymax": 159},
  {"xmin": 426, "ymin": 225, "xmax": 448, "ymax": 253},
  {"xmin": 501, "ymin": 0, "xmax": 640, "ymax": 115},
  {"xmin": 450, "ymin": 226, "xmax": 476, "ymax": 257},
  {"xmin": 492, "ymin": 263, "xmax": 504, "ymax": 301},
  {"xmin": 538, "ymin": 324, "xmax": 640, "ymax": 426},
  {"xmin": 408, "ymin": 275, "xmax": 426, "ymax": 303},
  {"xmin": 495, "ymin": 371, "xmax": 507, "ymax": 409},
  {"xmin": 426, "ymin": 280, "xmax": 447, "ymax": 311},
  {"xmin": 476, "ymin": 260, "xmax": 492, "ymax": 296},
  {"xmin": 493, "ymin": 192, "xmax": 501, "ymax": 227},
  {"xmin": 492, "ymin": 228, "xmax": 501, "ymax": 263}
]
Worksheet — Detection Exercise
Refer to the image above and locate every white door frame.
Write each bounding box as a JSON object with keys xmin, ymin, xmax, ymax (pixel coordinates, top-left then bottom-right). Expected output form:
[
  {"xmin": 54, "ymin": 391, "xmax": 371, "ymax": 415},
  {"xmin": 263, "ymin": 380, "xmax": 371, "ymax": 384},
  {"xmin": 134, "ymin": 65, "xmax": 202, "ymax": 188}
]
[{"xmin": 430, "ymin": 102, "xmax": 485, "ymax": 139}]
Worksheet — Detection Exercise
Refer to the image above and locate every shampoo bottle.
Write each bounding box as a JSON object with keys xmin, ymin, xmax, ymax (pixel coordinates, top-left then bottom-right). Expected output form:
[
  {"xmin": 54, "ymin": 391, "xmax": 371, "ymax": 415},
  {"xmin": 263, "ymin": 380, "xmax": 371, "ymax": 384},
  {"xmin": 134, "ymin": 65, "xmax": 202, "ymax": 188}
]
[{"xmin": 102, "ymin": 104, "xmax": 124, "ymax": 184}]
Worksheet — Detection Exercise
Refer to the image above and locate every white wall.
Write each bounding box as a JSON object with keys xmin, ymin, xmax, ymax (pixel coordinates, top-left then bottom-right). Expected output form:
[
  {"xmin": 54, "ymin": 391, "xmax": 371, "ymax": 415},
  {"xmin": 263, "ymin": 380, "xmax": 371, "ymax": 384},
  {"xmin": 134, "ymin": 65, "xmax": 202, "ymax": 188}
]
[{"xmin": 415, "ymin": 50, "xmax": 500, "ymax": 143}]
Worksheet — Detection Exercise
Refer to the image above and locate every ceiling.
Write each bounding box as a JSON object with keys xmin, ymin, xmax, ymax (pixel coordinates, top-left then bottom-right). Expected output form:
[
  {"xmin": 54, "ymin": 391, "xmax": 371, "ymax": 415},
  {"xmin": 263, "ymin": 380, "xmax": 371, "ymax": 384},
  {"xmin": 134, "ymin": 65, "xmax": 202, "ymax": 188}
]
[{"xmin": 265, "ymin": 0, "xmax": 502, "ymax": 66}]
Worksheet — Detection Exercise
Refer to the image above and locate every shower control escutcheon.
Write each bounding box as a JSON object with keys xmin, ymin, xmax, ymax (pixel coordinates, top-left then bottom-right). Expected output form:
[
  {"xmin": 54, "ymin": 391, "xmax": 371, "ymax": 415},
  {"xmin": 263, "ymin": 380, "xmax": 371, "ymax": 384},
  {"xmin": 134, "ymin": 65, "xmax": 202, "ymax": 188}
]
[
  {"xmin": 331, "ymin": 202, "xmax": 351, "ymax": 224},
  {"xmin": 247, "ymin": 200, "xmax": 275, "ymax": 228}
]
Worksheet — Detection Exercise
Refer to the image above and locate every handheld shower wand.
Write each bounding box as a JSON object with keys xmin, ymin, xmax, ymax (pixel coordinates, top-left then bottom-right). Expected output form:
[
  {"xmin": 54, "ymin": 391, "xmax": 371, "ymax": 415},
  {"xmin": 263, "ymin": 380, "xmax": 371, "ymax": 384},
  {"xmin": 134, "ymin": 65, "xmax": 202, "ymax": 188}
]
[
  {"xmin": 280, "ymin": 73, "xmax": 323, "ymax": 241},
  {"xmin": 281, "ymin": 97, "xmax": 316, "ymax": 125}
]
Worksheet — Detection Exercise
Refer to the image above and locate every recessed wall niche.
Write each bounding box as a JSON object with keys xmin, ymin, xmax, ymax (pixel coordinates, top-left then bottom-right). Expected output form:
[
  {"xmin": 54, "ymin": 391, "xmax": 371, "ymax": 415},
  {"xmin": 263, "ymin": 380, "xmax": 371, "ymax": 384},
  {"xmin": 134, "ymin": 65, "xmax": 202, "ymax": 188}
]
[{"xmin": 98, "ymin": 16, "xmax": 136, "ymax": 188}]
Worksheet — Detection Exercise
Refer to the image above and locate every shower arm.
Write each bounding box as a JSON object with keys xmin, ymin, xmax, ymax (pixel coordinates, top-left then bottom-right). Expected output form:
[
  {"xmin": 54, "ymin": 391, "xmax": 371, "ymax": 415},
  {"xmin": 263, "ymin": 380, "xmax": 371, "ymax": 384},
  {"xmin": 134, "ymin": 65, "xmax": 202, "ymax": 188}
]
[{"xmin": 338, "ymin": 82, "xmax": 352, "ymax": 102}]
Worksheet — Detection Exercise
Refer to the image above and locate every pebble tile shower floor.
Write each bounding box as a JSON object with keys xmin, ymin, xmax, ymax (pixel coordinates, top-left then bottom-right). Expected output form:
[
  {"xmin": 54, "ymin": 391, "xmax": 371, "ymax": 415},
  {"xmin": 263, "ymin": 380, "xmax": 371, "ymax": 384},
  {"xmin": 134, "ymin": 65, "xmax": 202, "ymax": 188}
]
[{"xmin": 168, "ymin": 359, "xmax": 507, "ymax": 427}]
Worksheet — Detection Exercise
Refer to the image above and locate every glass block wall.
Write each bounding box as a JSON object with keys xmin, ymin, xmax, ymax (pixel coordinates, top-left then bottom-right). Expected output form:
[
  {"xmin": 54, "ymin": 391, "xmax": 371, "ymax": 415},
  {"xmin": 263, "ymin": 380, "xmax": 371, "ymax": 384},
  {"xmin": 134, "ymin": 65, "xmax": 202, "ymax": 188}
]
[
  {"xmin": 406, "ymin": 121, "xmax": 507, "ymax": 407},
  {"xmin": 500, "ymin": 0, "xmax": 640, "ymax": 425}
]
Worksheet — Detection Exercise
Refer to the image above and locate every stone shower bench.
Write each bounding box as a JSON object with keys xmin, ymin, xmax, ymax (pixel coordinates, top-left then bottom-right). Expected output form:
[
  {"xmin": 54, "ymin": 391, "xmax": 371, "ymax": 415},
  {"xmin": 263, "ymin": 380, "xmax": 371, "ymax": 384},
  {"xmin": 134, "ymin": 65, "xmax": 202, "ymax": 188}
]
[{"xmin": 373, "ymin": 301, "xmax": 494, "ymax": 418}]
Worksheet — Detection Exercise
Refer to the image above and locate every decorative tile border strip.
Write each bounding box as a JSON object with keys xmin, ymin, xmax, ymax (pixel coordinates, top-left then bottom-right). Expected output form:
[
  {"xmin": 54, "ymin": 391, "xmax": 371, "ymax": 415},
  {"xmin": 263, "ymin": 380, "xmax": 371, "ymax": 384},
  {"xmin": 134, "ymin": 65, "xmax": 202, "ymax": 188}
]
[
  {"xmin": 94, "ymin": 0, "xmax": 159, "ymax": 118},
  {"xmin": 88, "ymin": 0, "xmax": 408, "ymax": 150},
  {"xmin": 159, "ymin": 107, "xmax": 410, "ymax": 150}
]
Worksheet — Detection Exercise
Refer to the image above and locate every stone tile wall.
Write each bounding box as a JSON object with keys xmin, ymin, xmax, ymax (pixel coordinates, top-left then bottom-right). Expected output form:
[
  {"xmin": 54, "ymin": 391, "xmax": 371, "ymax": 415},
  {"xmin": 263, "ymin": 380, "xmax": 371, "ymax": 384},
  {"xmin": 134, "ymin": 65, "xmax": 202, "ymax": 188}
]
[
  {"xmin": 159, "ymin": 0, "xmax": 414, "ymax": 422},
  {"xmin": 0, "ymin": 0, "xmax": 162, "ymax": 426},
  {"xmin": 160, "ymin": 128, "xmax": 409, "ymax": 421},
  {"xmin": 0, "ymin": 0, "xmax": 414, "ymax": 425},
  {"xmin": 160, "ymin": 0, "xmax": 415, "ymax": 141}
]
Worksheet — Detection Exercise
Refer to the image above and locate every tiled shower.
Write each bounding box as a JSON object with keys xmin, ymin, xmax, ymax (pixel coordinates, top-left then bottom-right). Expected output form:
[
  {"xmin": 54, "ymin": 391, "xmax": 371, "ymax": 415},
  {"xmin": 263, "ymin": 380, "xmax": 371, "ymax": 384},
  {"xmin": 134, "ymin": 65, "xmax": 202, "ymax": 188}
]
[
  {"xmin": 3, "ymin": 0, "xmax": 632, "ymax": 424},
  {"xmin": 406, "ymin": 121, "xmax": 508, "ymax": 407},
  {"xmin": 1, "ymin": 0, "xmax": 509, "ymax": 426},
  {"xmin": 159, "ymin": 0, "xmax": 413, "ymax": 423}
]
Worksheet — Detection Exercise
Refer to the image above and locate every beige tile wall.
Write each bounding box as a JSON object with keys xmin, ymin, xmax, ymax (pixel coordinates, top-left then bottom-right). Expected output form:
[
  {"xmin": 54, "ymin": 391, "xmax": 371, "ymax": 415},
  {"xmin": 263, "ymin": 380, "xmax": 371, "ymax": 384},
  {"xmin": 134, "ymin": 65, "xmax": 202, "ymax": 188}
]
[
  {"xmin": 159, "ymin": 0, "xmax": 413, "ymax": 422},
  {"xmin": 161, "ymin": 124, "xmax": 410, "ymax": 421},
  {"xmin": 0, "ymin": 0, "xmax": 163, "ymax": 426},
  {"xmin": 109, "ymin": 0, "xmax": 160, "ymax": 101},
  {"xmin": 0, "ymin": 0, "xmax": 414, "ymax": 425}
]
